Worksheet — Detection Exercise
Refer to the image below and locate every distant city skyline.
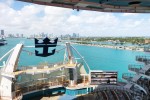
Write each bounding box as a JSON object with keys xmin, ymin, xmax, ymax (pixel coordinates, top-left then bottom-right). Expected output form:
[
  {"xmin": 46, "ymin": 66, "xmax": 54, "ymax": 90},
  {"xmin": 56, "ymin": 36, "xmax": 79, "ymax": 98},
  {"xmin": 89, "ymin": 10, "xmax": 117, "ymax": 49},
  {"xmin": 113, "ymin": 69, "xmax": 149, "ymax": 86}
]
[{"xmin": 1, "ymin": 0, "xmax": 150, "ymax": 37}]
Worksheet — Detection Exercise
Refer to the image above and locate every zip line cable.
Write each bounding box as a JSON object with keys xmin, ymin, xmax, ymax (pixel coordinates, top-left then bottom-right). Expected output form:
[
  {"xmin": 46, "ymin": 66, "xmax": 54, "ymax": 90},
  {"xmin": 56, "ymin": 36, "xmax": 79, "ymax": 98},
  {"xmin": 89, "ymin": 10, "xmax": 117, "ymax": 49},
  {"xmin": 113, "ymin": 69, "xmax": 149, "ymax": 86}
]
[
  {"xmin": 71, "ymin": 45, "xmax": 91, "ymax": 71},
  {"xmin": 22, "ymin": 47, "xmax": 66, "ymax": 56}
]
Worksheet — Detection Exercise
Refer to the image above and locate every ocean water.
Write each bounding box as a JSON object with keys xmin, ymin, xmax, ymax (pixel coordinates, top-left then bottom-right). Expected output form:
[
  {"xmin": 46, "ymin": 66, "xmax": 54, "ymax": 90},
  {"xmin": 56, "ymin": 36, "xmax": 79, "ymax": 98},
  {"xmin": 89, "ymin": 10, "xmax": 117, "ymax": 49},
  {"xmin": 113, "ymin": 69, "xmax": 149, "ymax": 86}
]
[{"xmin": 0, "ymin": 38, "xmax": 149, "ymax": 80}]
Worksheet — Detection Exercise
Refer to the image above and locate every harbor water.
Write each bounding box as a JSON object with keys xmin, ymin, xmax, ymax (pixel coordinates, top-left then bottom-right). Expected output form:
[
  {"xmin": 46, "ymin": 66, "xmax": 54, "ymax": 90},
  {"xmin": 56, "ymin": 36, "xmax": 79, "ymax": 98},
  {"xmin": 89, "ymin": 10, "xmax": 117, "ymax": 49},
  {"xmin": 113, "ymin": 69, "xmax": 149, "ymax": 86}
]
[{"xmin": 0, "ymin": 38, "xmax": 148, "ymax": 80}]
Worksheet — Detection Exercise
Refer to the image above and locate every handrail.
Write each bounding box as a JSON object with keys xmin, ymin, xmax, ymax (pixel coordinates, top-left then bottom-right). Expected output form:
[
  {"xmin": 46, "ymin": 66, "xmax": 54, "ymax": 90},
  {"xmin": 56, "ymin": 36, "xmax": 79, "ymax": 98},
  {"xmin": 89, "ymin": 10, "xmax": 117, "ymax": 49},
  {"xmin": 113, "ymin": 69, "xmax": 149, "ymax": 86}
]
[
  {"xmin": 12, "ymin": 62, "xmax": 76, "ymax": 75},
  {"xmin": 136, "ymin": 56, "xmax": 150, "ymax": 62},
  {"xmin": 128, "ymin": 65, "xmax": 143, "ymax": 73},
  {"xmin": 16, "ymin": 76, "xmax": 67, "ymax": 85},
  {"xmin": 0, "ymin": 47, "xmax": 14, "ymax": 62},
  {"xmin": 128, "ymin": 64, "xmax": 143, "ymax": 69},
  {"xmin": 122, "ymin": 73, "xmax": 135, "ymax": 81},
  {"xmin": 15, "ymin": 81, "xmax": 66, "ymax": 94},
  {"xmin": 18, "ymin": 61, "xmax": 65, "ymax": 71},
  {"xmin": 122, "ymin": 73, "xmax": 135, "ymax": 78},
  {"xmin": 13, "ymin": 81, "xmax": 66, "ymax": 99}
]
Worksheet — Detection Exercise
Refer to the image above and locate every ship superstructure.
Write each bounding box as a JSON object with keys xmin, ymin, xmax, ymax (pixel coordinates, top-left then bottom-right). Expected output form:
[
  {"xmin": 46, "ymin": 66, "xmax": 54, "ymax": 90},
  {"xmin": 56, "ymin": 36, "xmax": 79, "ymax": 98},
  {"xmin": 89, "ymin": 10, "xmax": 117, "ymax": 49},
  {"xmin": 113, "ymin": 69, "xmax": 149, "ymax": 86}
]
[
  {"xmin": 0, "ymin": 40, "xmax": 150, "ymax": 100},
  {"xmin": 0, "ymin": 0, "xmax": 150, "ymax": 99},
  {"xmin": 18, "ymin": 0, "xmax": 150, "ymax": 13},
  {"xmin": 0, "ymin": 42, "xmax": 89, "ymax": 100},
  {"xmin": 122, "ymin": 56, "xmax": 150, "ymax": 99}
]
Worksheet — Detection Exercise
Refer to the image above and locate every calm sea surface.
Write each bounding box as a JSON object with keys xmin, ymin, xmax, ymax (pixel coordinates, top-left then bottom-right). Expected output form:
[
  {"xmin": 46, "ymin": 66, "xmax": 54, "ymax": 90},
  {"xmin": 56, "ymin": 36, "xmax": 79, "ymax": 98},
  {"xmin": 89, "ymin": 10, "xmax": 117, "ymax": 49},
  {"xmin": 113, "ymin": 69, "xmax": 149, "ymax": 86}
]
[{"xmin": 0, "ymin": 38, "xmax": 149, "ymax": 80}]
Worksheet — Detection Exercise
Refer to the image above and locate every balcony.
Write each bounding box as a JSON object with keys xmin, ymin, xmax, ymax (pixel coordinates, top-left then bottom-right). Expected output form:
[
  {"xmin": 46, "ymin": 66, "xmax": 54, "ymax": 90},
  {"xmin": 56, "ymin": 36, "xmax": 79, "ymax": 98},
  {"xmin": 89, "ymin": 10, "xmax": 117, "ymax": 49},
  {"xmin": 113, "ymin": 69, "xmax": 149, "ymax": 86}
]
[
  {"xmin": 144, "ymin": 46, "xmax": 150, "ymax": 52},
  {"xmin": 128, "ymin": 64, "xmax": 143, "ymax": 73},
  {"xmin": 122, "ymin": 73, "xmax": 135, "ymax": 81},
  {"xmin": 136, "ymin": 56, "xmax": 150, "ymax": 64}
]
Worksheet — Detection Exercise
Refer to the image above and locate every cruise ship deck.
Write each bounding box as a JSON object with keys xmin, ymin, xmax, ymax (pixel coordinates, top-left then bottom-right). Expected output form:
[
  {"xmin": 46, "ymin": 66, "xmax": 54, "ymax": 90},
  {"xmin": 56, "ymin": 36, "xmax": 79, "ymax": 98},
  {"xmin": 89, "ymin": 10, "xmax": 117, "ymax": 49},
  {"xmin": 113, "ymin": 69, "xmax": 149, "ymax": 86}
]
[
  {"xmin": 0, "ymin": 42, "xmax": 149, "ymax": 100},
  {"xmin": 0, "ymin": 0, "xmax": 150, "ymax": 100}
]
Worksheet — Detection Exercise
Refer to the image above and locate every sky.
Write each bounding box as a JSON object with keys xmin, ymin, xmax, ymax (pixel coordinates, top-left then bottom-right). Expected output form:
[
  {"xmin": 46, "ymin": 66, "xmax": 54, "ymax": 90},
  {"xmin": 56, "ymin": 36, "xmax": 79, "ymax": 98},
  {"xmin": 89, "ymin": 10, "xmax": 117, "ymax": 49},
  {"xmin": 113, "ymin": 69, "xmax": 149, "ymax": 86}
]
[{"xmin": 0, "ymin": 0, "xmax": 150, "ymax": 37}]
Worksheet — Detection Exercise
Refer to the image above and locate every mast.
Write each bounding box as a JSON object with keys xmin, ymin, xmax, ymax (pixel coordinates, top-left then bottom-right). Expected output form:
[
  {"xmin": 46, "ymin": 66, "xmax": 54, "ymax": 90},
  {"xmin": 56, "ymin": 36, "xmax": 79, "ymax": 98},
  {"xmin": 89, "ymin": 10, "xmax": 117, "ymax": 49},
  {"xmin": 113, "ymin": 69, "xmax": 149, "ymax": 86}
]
[
  {"xmin": 66, "ymin": 42, "xmax": 77, "ymax": 86},
  {"xmin": 66, "ymin": 42, "xmax": 75, "ymax": 64}
]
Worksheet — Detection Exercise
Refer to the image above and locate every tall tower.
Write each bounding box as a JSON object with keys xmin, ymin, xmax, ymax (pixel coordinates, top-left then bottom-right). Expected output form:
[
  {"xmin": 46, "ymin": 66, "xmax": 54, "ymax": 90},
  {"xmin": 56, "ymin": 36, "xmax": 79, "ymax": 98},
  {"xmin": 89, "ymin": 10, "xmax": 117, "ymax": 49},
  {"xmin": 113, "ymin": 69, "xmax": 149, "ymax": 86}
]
[
  {"xmin": 1, "ymin": 30, "xmax": 4, "ymax": 38},
  {"xmin": 1, "ymin": 30, "xmax": 4, "ymax": 35},
  {"xmin": 0, "ymin": 30, "xmax": 4, "ymax": 38},
  {"xmin": 66, "ymin": 43, "xmax": 77, "ymax": 86}
]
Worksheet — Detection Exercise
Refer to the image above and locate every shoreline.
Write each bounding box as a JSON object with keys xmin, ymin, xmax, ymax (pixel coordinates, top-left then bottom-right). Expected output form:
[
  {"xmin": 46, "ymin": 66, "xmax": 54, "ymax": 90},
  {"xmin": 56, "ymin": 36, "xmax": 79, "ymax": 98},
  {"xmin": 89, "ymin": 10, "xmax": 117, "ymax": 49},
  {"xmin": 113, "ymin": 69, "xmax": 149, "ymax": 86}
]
[{"xmin": 72, "ymin": 43, "xmax": 144, "ymax": 52}]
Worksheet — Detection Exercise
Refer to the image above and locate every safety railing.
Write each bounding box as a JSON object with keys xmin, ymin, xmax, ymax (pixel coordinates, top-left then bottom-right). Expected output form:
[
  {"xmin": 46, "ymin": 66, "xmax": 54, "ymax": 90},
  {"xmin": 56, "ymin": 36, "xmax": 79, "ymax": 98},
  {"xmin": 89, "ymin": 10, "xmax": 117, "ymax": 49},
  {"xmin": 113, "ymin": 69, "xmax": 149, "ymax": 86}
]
[
  {"xmin": 17, "ymin": 61, "xmax": 65, "ymax": 71},
  {"xmin": 122, "ymin": 73, "xmax": 135, "ymax": 81},
  {"xmin": 136, "ymin": 56, "xmax": 150, "ymax": 64},
  {"xmin": 15, "ymin": 80, "xmax": 68, "ymax": 94},
  {"xmin": 12, "ymin": 80, "xmax": 67, "ymax": 100},
  {"xmin": 128, "ymin": 64, "xmax": 143, "ymax": 73}
]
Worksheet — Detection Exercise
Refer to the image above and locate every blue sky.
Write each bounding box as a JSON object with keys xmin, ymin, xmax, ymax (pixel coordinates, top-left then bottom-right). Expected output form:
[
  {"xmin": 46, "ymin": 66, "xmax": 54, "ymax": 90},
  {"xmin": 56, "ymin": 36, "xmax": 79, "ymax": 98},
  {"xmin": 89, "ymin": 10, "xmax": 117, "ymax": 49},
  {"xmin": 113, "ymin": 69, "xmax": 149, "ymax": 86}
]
[
  {"xmin": 0, "ymin": 0, "xmax": 150, "ymax": 37},
  {"xmin": 12, "ymin": 1, "xmax": 28, "ymax": 10}
]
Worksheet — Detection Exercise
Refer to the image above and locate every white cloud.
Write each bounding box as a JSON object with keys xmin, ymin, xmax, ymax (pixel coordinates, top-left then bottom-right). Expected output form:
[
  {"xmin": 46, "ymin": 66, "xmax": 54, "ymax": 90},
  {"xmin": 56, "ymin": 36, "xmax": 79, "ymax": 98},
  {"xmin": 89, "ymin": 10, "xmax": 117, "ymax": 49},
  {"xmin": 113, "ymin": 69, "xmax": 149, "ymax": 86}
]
[
  {"xmin": 0, "ymin": 1, "xmax": 150, "ymax": 37},
  {"xmin": 122, "ymin": 13, "xmax": 138, "ymax": 17},
  {"xmin": 1, "ymin": 0, "xmax": 14, "ymax": 5}
]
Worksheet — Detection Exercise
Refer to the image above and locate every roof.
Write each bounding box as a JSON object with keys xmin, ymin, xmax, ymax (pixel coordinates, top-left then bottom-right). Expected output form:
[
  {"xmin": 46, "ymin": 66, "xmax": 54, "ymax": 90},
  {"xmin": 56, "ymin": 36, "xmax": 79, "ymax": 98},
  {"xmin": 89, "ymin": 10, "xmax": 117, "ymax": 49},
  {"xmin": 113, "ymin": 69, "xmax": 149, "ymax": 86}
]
[{"xmin": 17, "ymin": 0, "xmax": 150, "ymax": 13}]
